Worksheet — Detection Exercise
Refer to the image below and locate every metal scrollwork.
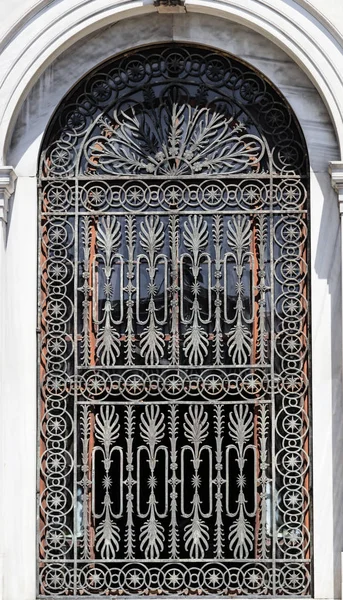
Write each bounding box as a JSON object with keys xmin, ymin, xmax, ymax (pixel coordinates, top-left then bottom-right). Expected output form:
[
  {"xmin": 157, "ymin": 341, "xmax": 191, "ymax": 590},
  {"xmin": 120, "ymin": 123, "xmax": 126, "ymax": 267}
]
[
  {"xmin": 38, "ymin": 44, "xmax": 311, "ymax": 598},
  {"xmin": 83, "ymin": 104, "xmax": 265, "ymax": 176}
]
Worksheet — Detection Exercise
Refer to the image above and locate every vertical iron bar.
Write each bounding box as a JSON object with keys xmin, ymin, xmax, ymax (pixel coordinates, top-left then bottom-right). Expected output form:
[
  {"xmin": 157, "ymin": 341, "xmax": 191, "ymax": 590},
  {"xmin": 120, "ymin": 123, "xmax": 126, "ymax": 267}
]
[
  {"xmin": 269, "ymin": 172, "xmax": 276, "ymax": 596},
  {"xmin": 74, "ymin": 176, "xmax": 79, "ymax": 594}
]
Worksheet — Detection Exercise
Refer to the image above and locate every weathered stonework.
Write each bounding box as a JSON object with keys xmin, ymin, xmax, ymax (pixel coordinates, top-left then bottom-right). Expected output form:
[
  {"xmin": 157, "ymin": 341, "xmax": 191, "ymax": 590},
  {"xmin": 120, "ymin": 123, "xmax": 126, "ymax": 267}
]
[{"xmin": 154, "ymin": 0, "xmax": 186, "ymax": 13}]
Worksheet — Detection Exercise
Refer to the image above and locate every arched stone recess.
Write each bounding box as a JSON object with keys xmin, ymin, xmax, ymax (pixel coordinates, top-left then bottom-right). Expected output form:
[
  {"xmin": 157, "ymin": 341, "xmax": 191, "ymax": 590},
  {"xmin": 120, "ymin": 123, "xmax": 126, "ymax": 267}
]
[
  {"xmin": 7, "ymin": 13, "xmax": 339, "ymax": 175},
  {"xmin": 0, "ymin": 0, "xmax": 343, "ymax": 162},
  {"xmin": 0, "ymin": 6, "xmax": 343, "ymax": 600}
]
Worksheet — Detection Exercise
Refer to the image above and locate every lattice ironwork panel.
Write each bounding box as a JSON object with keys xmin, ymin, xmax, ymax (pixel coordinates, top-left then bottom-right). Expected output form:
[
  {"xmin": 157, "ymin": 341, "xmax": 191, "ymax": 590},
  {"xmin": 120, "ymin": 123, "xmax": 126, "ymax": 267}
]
[{"xmin": 38, "ymin": 45, "xmax": 311, "ymax": 598}]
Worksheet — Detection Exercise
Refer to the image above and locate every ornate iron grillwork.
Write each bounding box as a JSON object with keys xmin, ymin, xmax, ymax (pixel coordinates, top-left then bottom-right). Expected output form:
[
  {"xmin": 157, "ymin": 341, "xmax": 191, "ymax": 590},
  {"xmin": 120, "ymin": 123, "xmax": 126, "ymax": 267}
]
[{"xmin": 38, "ymin": 45, "xmax": 311, "ymax": 598}]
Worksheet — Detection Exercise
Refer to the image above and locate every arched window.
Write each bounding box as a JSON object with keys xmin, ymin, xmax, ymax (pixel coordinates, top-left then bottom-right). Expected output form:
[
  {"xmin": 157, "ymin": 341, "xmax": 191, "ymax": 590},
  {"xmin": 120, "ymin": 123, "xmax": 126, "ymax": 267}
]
[{"xmin": 38, "ymin": 44, "xmax": 310, "ymax": 597}]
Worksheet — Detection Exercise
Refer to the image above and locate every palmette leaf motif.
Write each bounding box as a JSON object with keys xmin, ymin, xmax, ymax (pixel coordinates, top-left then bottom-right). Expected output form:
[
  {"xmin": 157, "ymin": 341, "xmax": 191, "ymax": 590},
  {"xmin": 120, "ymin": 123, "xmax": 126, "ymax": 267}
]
[
  {"xmin": 86, "ymin": 112, "xmax": 147, "ymax": 173},
  {"xmin": 184, "ymin": 405, "xmax": 209, "ymax": 445},
  {"xmin": 95, "ymin": 406, "xmax": 120, "ymax": 451},
  {"xmin": 228, "ymin": 404, "xmax": 254, "ymax": 447},
  {"xmin": 140, "ymin": 405, "xmax": 165, "ymax": 446},
  {"xmin": 226, "ymin": 214, "xmax": 253, "ymax": 364},
  {"xmin": 182, "ymin": 404, "xmax": 211, "ymax": 559},
  {"xmin": 140, "ymin": 319, "xmax": 165, "ymax": 365},
  {"xmin": 183, "ymin": 214, "xmax": 210, "ymax": 365},
  {"xmin": 184, "ymin": 516, "xmax": 210, "ymax": 559},
  {"xmin": 138, "ymin": 215, "xmax": 166, "ymax": 364},
  {"xmin": 139, "ymin": 515, "xmax": 165, "ymax": 559},
  {"xmin": 183, "ymin": 214, "xmax": 208, "ymax": 267},
  {"xmin": 183, "ymin": 320, "xmax": 209, "ymax": 366},
  {"xmin": 95, "ymin": 215, "xmax": 122, "ymax": 364},
  {"xmin": 96, "ymin": 311, "xmax": 121, "ymax": 366},
  {"xmin": 84, "ymin": 103, "xmax": 265, "ymax": 176},
  {"xmin": 227, "ymin": 404, "xmax": 256, "ymax": 559},
  {"xmin": 95, "ymin": 518, "xmax": 120, "ymax": 560},
  {"xmin": 139, "ymin": 404, "xmax": 166, "ymax": 559},
  {"xmin": 94, "ymin": 405, "xmax": 121, "ymax": 560},
  {"xmin": 227, "ymin": 215, "xmax": 251, "ymax": 253},
  {"xmin": 228, "ymin": 510, "xmax": 254, "ymax": 559},
  {"xmin": 97, "ymin": 216, "xmax": 121, "ymax": 265},
  {"xmin": 227, "ymin": 322, "xmax": 252, "ymax": 365},
  {"xmin": 139, "ymin": 215, "xmax": 165, "ymax": 255}
]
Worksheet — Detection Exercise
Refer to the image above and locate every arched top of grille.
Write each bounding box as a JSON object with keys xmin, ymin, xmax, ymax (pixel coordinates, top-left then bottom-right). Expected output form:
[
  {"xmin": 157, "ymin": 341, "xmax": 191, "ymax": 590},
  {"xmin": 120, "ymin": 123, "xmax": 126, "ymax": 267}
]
[{"xmin": 39, "ymin": 44, "xmax": 308, "ymax": 178}]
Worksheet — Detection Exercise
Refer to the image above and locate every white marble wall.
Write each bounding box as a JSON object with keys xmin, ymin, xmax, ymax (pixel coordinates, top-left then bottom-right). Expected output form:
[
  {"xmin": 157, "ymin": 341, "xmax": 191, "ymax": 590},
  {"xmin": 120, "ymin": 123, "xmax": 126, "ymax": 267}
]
[{"xmin": 2, "ymin": 11, "xmax": 342, "ymax": 600}]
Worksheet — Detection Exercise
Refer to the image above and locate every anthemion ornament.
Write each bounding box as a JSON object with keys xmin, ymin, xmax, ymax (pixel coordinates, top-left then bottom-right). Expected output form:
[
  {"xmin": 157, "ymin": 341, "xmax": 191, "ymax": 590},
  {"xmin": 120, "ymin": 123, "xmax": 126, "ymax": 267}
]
[{"xmin": 38, "ymin": 44, "xmax": 311, "ymax": 598}]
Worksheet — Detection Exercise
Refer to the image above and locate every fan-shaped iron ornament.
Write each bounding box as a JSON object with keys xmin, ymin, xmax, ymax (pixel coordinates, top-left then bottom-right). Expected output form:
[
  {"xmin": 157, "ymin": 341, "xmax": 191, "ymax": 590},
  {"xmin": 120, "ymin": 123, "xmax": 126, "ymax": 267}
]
[{"xmin": 38, "ymin": 45, "xmax": 311, "ymax": 598}]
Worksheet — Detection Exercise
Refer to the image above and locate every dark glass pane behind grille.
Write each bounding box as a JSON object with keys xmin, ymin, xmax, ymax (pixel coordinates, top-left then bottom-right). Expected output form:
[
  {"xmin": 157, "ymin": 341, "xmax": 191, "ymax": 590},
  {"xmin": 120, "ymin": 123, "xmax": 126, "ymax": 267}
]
[{"xmin": 38, "ymin": 44, "xmax": 310, "ymax": 598}]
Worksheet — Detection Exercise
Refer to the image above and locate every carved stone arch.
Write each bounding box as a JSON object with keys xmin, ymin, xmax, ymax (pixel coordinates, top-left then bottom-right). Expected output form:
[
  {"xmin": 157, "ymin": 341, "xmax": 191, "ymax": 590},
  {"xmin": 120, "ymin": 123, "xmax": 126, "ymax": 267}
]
[{"xmin": 38, "ymin": 44, "xmax": 310, "ymax": 598}]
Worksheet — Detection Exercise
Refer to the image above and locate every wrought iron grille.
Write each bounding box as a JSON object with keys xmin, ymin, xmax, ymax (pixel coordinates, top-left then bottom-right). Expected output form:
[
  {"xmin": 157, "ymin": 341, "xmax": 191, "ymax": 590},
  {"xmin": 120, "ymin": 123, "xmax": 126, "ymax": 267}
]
[{"xmin": 38, "ymin": 45, "xmax": 311, "ymax": 598}]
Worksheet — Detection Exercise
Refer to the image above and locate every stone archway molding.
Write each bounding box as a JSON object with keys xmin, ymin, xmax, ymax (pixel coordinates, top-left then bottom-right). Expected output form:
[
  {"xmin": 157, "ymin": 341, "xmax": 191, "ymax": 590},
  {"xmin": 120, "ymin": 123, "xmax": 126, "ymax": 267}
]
[{"xmin": 1, "ymin": 0, "xmax": 343, "ymax": 166}]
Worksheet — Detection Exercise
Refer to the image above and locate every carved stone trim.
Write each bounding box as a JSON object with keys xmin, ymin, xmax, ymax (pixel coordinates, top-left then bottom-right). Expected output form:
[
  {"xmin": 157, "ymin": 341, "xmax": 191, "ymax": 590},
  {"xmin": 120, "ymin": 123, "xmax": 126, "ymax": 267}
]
[
  {"xmin": 154, "ymin": 0, "xmax": 186, "ymax": 13},
  {"xmin": 0, "ymin": 167, "xmax": 16, "ymax": 224},
  {"xmin": 329, "ymin": 161, "xmax": 343, "ymax": 213}
]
